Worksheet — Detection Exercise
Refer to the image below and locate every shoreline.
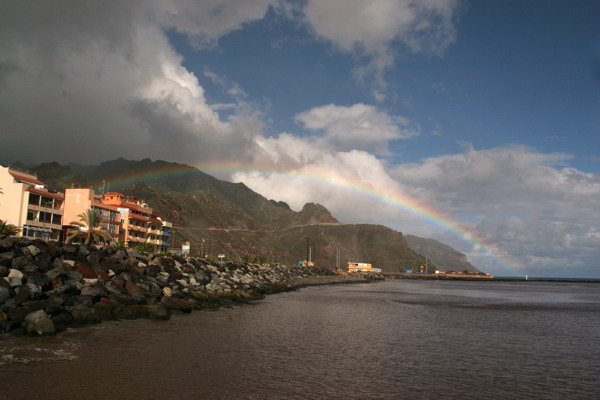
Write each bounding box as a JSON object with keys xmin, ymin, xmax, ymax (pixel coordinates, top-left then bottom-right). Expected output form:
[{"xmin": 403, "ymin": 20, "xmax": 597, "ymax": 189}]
[
  {"xmin": 0, "ymin": 236, "xmax": 381, "ymax": 337},
  {"xmin": 383, "ymin": 273, "xmax": 600, "ymax": 283}
]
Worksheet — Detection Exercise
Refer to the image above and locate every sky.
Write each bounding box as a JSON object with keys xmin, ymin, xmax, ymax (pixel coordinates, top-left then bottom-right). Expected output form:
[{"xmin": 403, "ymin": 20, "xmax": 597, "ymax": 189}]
[{"xmin": 1, "ymin": 0, "xmax": 599, "ymax": 277}]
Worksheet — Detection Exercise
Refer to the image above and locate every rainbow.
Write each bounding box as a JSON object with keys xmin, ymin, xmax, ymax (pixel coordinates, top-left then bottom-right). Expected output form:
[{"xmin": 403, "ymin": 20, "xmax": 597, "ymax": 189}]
[{"xmin": 103, "ymin": 161, "xmax": 521, "ymax": 275}]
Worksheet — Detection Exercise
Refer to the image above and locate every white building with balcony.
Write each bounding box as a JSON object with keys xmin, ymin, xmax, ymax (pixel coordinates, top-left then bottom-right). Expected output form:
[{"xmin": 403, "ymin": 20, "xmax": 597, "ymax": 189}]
[{"xmin": 0, "ymin": 166, "xmax": 64, "ymax": 241}]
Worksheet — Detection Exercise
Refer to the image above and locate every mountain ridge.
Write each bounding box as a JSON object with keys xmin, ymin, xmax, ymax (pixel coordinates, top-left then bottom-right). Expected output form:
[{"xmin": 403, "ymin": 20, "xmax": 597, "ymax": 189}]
[{"xmin": 29, "ymin": 158, "xmax": 477, "ymax": 272}]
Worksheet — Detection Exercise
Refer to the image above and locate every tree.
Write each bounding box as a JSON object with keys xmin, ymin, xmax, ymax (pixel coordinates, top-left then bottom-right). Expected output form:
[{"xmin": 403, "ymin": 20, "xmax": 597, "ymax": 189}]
[
  {"xmin": 0, "ymin": 220, "xmax": 20, "ymax": 236},
  {"xmin": 66, "ymin": 208, "xmax": 112, "ymax": 245},
  {"xmin": 136, "ymin": 242, "xmax": 154, "ymax": 253}
]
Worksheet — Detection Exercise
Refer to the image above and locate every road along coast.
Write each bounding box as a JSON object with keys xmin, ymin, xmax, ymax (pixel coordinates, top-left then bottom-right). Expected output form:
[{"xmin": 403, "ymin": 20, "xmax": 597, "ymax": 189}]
[{"xmin": 0, "ymin": 236, "xmax": 382, "ymax": 336}]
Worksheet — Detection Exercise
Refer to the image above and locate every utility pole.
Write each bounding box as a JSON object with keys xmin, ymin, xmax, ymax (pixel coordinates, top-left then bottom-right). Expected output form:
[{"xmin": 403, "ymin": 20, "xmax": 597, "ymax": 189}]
[{"xmin": 306, "ymin": 237, "xmax": 309, "ymax": 263}]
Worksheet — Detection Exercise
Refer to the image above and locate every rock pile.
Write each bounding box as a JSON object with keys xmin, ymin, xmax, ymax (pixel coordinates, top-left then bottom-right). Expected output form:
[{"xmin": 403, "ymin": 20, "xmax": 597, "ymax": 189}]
[{"xmin": 0, "ymin": 236, "xmax": 379, "ymax": 336}]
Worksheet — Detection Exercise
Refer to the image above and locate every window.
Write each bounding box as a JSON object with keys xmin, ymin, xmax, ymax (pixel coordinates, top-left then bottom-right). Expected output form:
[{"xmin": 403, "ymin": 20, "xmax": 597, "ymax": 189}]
[
  {"xmin": 27, "ymin": 211, "xmax": 36, "ymax": 221},
  {"xmin": 28, "ymin": 194, "xmax": 40, "ymax": 206},
  {"xmin": 52, "ymin": 214, "xmax": 62, "ymax": 225},
  {"xmin": 39, "ymin": 212, "xmax": 51, "ymax": 223},
  {"xmin": 41, "ymin": 196, "xmax": 54, "ymax": 208}
]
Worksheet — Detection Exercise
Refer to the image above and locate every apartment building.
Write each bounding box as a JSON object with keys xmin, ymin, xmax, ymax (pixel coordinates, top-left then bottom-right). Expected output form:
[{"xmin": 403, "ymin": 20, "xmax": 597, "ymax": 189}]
[
  {"xmin": 0, "ymin": 166, "xmax": 64, "ymax": 241},
  {"xmin": 103, "ymin": 192, "xmax": 172, "ymax": 252},
  {"xmin": 63, "ymin": 188, "xmax": 121, "ymax": 243},
  {"xmin": 1, "ymin": 166, "xmax": 173, "ymax": 249}
]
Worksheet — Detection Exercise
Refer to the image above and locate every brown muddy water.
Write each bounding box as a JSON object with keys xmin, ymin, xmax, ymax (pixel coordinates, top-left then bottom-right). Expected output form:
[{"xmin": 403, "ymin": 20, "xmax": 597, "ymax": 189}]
[{"xmin": 1, "ymin": 280, "xmax": 599, "ymax": 399}]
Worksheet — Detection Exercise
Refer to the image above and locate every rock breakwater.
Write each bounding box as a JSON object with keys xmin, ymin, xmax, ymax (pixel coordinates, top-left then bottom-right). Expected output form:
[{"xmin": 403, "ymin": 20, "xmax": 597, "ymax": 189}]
[{"xmin": 0, "ymin": 237, "xmax": 381, "ymax": 336}]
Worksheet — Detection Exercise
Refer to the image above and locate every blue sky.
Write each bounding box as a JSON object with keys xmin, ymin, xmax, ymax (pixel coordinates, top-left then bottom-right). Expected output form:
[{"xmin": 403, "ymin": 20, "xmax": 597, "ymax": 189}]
[
  {"xmin": 179, "ymin": 0, "xmax": 600, "ymax": 170},
  {"xmin": 1, "ymin": 0, "xmax": 599, "ymax": 277}
]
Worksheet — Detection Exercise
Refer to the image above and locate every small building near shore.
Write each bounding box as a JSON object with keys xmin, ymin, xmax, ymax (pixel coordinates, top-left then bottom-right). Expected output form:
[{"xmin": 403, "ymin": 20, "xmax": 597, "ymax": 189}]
[{"xmin": 348, "ymin": 262, "xmax": 381, "ymax": 273}]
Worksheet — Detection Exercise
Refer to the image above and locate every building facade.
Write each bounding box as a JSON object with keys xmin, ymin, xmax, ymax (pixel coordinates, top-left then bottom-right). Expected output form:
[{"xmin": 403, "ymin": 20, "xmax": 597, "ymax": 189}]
[
  {"xmin": 63, "ymin": 188, "xmax": 121, "ymax": 243},
  {"xmin": 1, "ymin": 166, "xmax": 172, "ymax": 250},
  {"xmin": 0, "ymin": 166, "xmax": 64, "ymax": 241},
  {"xmin": 103, "ymin": 192, "xmax": 172, "ymax": 252}
]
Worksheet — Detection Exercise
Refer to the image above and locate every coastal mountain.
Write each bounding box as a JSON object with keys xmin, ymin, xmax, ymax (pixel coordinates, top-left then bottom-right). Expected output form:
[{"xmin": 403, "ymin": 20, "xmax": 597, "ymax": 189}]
[
  {"xmin": 26, "ymin": 158, "xmax": 476, "ymax": 272},
  {"xmin": 404, "ymin": 235, "xmax": 479, "ymax": 273}
]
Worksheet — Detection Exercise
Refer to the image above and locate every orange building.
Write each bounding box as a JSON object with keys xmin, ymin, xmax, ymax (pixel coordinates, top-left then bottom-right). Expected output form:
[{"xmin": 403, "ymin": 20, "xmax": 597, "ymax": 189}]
[
  {"xmin": 102, "ymin": 192, "xmax": 172, "ymax": 252},
  {"xmin": 0, "ymin": 166, "xmax": 64, "ymax": 241},
  {"xmin": 63, "ymin": 188, "xmax": 121, "ymax": 243}
]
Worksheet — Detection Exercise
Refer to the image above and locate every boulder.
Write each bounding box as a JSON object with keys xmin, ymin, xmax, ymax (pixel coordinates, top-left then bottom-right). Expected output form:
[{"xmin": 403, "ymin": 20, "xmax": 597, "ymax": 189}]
[
  {"xmin": 6, "ymin": 276, "xmax": 22, "ymax": 287},
  {"xmin": 52, "ymin": 257, "xmax": 65, "ymax": 269},
  {"xmin": 112, "ymin": 307, "xmax": 139, "ymax": 320},
  {"xmin": 62, "ymin": 244, "xmax": 78, "ymax": 254},
  {"xmin": 8, "ymin": 268, "xmax": 24, "ymax": 279},
  {"xmin": 13, "ymin": 285, "xmax": 32, "ymax": 305},
  {"xmin": 91, "ymin": 302, "xmax": 115, "ymax": 321},
  {"xmin": 46, "ymin": 267, "xmax": 68, "ymax": 281},
  {"xmin": 33, "ymin": 252, "xmax": 54, "ymax": 272},
  {"xmin": 0, "ymin": 286, "xmax": 10, "ymax": 305},
  {"xmin": 24, "ymin": 245, "xmax": 41, "ymax": 257},
  {"xmin": 109, "ymin": 293, "xmax": 137, "ymax": 307},
  {"xmin": 69, "ymin": 304, "xmax": 100, "ymax": 326},
  {"xmin": 75, "ymin": 263, "xmax": 97, "ymax": 279},
  {"xmin": 86, "ymin": 251, "xmax": 101, "ymax": 265},
  {"xmin": 24, "ymin": 270, "xmax": 50, "ymax": 289},
  {"xmin": 0, "ymin": 238, "xmax": 13, "ymax": 251},
  {"xmin": 160, "ymin": 297, "xmax": 192, "ymax": 313},
  {"xmin": 148, "ymin": 304, "xmax": 170, "ymax": 320},
  {"xmin": 23, "ymin": 310, "xmax": 55, "ymax": 335},
  {"xmin": 0, "ymin": 252, "xmax": 14, "ymax": 268},
  {"xmin": 50, "ymin": 312, "xmax": 73, "ymax": 332},
  {"xmin": 69, "ymin": 270, "xmax": 83, "ymax": 281},
  {"xmin": 78, "ymin": 245, "xmax": 91, "ymax": 257}
]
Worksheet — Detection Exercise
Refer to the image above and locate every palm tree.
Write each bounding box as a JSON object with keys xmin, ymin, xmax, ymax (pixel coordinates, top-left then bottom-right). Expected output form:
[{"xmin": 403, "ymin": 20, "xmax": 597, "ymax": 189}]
[
  {"xmin": 136, "ymin": 242, "xmax": 154, "ymax": 253},
  {"xmin": 0, "ymin": 220, "xmax": 20, "ymax": 236},
  {"xmin": 66, "ymin": 208, "xmax": 112, "ymax": 246}
]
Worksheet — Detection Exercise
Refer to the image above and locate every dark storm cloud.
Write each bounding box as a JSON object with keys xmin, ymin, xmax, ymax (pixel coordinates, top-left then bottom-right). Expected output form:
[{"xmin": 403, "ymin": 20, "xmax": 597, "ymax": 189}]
[{"xmin": 0, "ymin": 0, "xmax": 271, "ymax": 165}]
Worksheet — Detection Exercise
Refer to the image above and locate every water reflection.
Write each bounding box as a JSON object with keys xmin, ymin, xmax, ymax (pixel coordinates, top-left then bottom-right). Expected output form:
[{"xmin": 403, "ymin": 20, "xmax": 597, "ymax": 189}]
[{"xmin": 1, "ymin": 280, "xmax": 599, "ymax": 399}]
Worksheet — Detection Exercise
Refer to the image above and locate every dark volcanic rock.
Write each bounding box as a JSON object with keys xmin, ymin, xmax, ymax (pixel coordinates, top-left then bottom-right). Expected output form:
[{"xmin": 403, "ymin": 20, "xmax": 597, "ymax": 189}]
[
  {"xmin": 0, "ymin": 286, "xmax": 10, "ymax": 305},
  {"xmin": 0, "ymin": 253, "xmax": 14, "ymax": 268},
  {"xmin": 160, "ymin": 297, "xmax": 193, "ymax": 312},
  {"xmin": 23, "ymin": 310, "xmax": 55, "ymax": 336},
  {"xmin": 76, "ymin": 263, "xmax": 97, "ymax": 279},
  {"xmin": 24, "ymin": 270, "xmax": 51, "ymax": 289},
  {"xmin": 69, "ymin": 304, "xmax": 100, "ymax": 326},
  {"xmin": 0, "ymin": 237, "xmax": 375, "ymax": 335}
]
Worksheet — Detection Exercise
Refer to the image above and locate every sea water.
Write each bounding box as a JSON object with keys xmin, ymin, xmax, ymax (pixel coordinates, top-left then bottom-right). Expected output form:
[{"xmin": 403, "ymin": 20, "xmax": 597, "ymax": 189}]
[{"xmin": 1, "ymin": 280, "xmax": 599, "ymax": 399}]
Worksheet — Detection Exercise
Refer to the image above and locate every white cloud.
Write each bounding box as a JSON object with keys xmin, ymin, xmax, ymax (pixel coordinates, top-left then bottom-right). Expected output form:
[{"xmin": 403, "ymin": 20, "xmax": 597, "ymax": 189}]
[
  {"xmin": 233, "ymin": 141, "xmax": 599, "ymax": 276},
  {"xmin": 301, "ymin": 0, "xmax": 461, "ymax": 92},
  {"xmin": 1, "ymin": 1, "xmax": 597, "ymax": 277},
  {"xmin": 295, "ymin": 103, "xmax": 419, "ymax": 154},
  {"xmin": 152, "ymin": 0, "xmax": 276, "ymax": 48},
  {"xmin": 388, "ymin": 145, "xmax": 600, "ymax": 275}
]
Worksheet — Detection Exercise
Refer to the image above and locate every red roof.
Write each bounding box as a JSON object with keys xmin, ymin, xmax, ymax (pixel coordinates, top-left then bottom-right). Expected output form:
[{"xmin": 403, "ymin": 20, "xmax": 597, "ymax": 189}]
[
  {"xmin": 129, "ymin": 213, "xmax": 149, "ymax": 221},
  {"xmin": 9, "ymin": 171, "xmax": 47, "ymax": 187},
  {"xmin": 26, "ymin": 187, "xmax": 64, "ymax": 199},
  {"xmin": 91, "ymin": 201, "xmax": 119, "ymax": 212}
]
